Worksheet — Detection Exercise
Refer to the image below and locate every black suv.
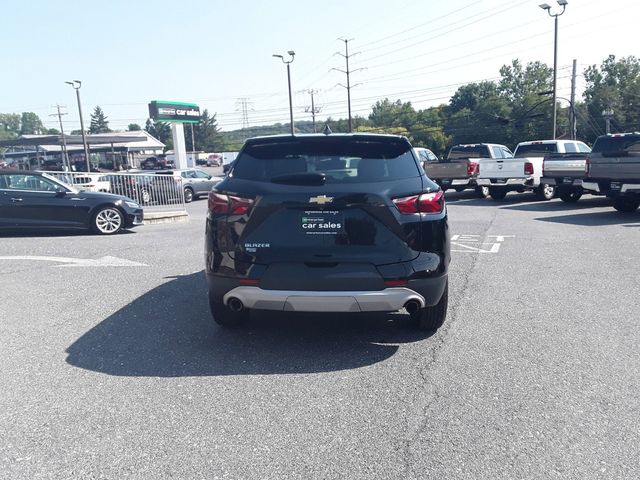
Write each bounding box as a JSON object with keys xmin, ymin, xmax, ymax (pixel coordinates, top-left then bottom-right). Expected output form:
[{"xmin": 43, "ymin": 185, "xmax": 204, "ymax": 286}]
[{"xmin": 205, "ymin": 134, "xmax": 450, "ymax": 330}]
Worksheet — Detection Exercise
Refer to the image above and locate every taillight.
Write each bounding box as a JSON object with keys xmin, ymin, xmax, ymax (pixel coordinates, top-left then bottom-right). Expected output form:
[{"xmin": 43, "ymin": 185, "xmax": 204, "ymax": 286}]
[
  {"xmin": 208, "ymin": 192, "xmax": 254, "ymax": 214},
  {"xmin": 524, "ymin": 162, "xmax": 534, "ymax": 175},
  {"xmin": 393, "ymin": 191, "xmax": 445, "ymax": 214},
  {"xmin": 467, "ymin": 162, "xmax": 478, "ymax": 176}
]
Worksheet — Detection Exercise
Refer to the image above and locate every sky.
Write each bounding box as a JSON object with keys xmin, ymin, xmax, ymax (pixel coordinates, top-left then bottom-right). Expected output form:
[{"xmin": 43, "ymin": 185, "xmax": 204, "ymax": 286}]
[{"xmin": 1, "ymin": 0, "xmax": 638, "ymax": 133}]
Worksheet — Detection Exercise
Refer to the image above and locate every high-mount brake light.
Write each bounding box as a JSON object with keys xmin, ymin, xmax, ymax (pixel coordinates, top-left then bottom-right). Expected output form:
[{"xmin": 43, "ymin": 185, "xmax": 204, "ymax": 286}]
[
  {"xmin": 393, "ymin": 190, "xmax": 445, "ymax": 214},
  {"xmin": 524, "ymin": 162, "xmax": 534, "ymax": 175},
  {"xmin": 208, "ymin": 192, "xmax": 254, "ymax": 214}
]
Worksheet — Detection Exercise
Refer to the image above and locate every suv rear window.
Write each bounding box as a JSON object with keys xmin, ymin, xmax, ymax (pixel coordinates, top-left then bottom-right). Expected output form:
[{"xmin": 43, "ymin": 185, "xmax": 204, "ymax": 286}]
[
  {"xmin": 592, "ymin": 135, "xmax": 640, "ymax": 155},
  {"xmin": 447, "ymin": 145, "xmax": 491, "ymax": 159},
  {"xmin": 514, "ymin": 144, "xmax": 557, "ymax": 157},
  {"xmin": 232, "ymin": 139, "xmax": 420, "ymax": 183}
]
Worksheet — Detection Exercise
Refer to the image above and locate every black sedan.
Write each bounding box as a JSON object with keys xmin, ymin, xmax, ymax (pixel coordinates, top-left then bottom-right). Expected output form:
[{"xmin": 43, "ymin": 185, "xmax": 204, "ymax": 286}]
[{"xmin": 0, "ymin": 171, "xmax": 143, "ymax": 235}]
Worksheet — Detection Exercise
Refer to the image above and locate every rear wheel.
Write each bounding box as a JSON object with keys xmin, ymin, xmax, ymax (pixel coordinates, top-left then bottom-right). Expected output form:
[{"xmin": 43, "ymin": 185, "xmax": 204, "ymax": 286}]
[
  {"xmin": 209, "ymin": 293, "xmax": 249, "ymax": 327},
  {"xmin": 489, "ymin": 187, "xmax": 507, "ymax": 200},
  {"xmin": 612, "ymin": 196, "xmax": 640, "ymax": 213},
  {"xmin": 475, "ymin": 186, "xmax": 490, "ymax": 198},
  {"xmin": 535, "ymin": 183, "xmax": 556, "ymax": 200},
  {"xmin": 411, "ymin": 282, "xmax": 448, "ymax": 331},
  {"xmin": 559, "ymin": 190, "xmax": 582, "ymax": 203}
]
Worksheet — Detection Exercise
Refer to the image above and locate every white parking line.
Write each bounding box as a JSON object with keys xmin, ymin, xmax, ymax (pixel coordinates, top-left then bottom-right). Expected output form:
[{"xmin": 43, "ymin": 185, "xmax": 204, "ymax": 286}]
[{"xmin": 451, "ymin": 235, "xmax": 515, "ymax": 254}]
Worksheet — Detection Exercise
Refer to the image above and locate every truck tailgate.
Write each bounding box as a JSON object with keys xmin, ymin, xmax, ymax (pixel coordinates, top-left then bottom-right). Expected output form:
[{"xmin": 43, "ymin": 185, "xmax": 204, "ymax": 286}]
[
  {"xmin": 588, "ymin": 155, "xmax": 640, "ymax": 180},
  {"xmin": 543, "ymin": 154, "xmax": 588, "ymax": 178},
  {"xmin": 424, "ymin": 160, "xmax": 468, "ymax": 179},
  {"xmin": 478, "ymin": 158, "xmax": 525, "ymax": 179}
]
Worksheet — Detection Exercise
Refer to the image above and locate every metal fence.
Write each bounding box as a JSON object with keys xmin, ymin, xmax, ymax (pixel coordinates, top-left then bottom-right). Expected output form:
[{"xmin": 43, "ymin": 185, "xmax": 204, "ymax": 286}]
[{"xmin": 40, "ymin": 171, "xmax": 186, "ymax": 211}]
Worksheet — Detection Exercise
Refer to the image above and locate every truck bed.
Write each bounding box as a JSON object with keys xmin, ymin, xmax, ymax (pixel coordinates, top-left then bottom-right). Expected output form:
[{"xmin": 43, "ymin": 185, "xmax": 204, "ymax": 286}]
[
  {"xmin": 587, "ymin": 153, "xmax": 640, "ymax": 181},
  {"xmin": 423, "ymin": 159, "xmax": 469, "ymax": 180}
]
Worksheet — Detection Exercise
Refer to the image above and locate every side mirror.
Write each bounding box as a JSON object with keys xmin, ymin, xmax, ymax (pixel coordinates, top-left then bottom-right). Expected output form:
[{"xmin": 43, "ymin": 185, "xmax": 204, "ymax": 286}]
[{"xmin": 55, "ymin": 187, "xmax": 67, "ymax": 197}]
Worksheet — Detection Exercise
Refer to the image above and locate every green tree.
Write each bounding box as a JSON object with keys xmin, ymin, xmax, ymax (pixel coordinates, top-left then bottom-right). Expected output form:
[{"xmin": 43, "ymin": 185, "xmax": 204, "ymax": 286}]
[
  {"xmin": 193, "ymin": 109, "xmax": 224, "ymax": 151},
  {"xmin": 20, "ymin": 112, "xmax": 45, "ymax": 135},
  {"xmin": 583, "ymin": 55, "xmax": 640, "ymax": 139},
  {"xmin": 89, "ymin": 106, "xmax": 111, "ymax": 134},
  {"xmin": 127, "ymin": 123, "xmax": 142, "ymax": 131},
  {"xmin": 145, "ymin": 118, "xmax": 172, "ymax": 149},
  {"xmin": 369, "ymin": 99, "xmax": 417, "ymax": 130}
]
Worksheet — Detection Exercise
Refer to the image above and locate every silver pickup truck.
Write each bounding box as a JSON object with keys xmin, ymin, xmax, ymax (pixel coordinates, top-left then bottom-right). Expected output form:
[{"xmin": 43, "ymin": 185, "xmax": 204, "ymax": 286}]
[
  {"xmin": 583, "ymin": 132, "xmax": 640, "ymax": 212},
  {"xmin": 422, "ymin": 143, "xmax": 512, "ymax": 197}
]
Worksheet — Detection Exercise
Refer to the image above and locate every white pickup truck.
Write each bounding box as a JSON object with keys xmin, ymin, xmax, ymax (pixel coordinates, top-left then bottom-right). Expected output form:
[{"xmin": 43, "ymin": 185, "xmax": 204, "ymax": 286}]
[{"xmin": 477, "ymin": 139, "xmax": 591, "ymax": 200}]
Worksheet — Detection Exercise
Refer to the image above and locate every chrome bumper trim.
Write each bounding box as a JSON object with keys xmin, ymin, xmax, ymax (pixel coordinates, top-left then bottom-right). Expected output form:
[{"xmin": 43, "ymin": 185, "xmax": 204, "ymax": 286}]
[{"xmin": 223, "ymin": 287, "xmax": 426, "ymax": 312}]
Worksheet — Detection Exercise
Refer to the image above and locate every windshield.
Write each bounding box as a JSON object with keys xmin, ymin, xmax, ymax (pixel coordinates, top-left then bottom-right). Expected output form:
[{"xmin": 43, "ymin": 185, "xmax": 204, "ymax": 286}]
[
  {"xmin": 447, "ymin": 145, "xmax": 491, "ymax": 159},
  {"xmin": 232, "ymin": 139, "xmax": 421, "ymax": 183}
]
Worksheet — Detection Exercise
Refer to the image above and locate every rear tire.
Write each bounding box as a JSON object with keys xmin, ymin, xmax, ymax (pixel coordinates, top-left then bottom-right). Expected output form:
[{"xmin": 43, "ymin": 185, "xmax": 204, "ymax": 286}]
[
  {"xmin": 489, "ymin": 187, "xmax": 507, "ymax": 200},
  {"xmin": 612, "ymin": 196, "xmax": 640, "ymax": 213},
  {"xmin": 535, "ymin": 183, "xmax": 556, "ymax": 201},
  {"xmin": 411, "ymin": 282, "xmax": 448, "ymax": 331},
  {"xmin": 559, "ymin": 190, "xmax": 582, "ymax": 203},
  {"xmin": 209, "ymin": 293, "xmax": 248, "ymax": 327}
]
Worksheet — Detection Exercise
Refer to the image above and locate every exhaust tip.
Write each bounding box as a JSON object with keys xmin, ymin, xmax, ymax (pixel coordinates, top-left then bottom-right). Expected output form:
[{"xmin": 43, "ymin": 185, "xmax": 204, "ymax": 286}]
[
  {"xmin": 404, "ymin": 300, "xmax": 421, "ymax": 315},
  {"xmin": 228, "ymin": 297, "xmax": 244, "ymax": 312}
]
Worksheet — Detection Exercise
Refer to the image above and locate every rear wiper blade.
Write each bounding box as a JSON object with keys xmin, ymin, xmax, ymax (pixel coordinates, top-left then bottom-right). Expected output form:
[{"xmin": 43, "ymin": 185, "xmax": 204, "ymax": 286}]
[{"xmin": 270, "ymin": 172, "xmax": 326, "ymax": 185}]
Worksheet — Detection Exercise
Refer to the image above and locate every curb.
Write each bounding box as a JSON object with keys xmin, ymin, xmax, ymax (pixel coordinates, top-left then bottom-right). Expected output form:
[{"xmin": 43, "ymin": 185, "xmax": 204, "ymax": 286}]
[{"xmin": 144, "ymin": 210, "xmax": 190, "ymax": 225}]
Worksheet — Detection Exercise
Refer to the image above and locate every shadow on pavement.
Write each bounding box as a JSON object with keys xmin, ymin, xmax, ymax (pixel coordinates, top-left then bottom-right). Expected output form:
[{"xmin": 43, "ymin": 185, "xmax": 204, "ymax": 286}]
[
  {"xmin": 0, "ymin": 228, "xmax": 136, "ymax": 238},
  {"xmin": 444, "ymin": 190, "xmax": 542, "ymax": 207},
  {"xmin": 66, "ymin": 271, "xmax": 432, "ymax": 377},
  {"xmin": 500, "ymin": 196, "xmax": 610, "ymax": 212},
  {"xmin": 535, "ymin": 211, "xmax": 640, "ymax": 226}
]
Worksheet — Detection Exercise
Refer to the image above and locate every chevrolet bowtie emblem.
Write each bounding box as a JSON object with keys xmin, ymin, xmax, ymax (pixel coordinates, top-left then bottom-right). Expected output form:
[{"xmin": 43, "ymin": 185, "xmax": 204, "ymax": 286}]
[{"xmin": 309, "ymin": 195, "xmax": 334, "ymax": 205}]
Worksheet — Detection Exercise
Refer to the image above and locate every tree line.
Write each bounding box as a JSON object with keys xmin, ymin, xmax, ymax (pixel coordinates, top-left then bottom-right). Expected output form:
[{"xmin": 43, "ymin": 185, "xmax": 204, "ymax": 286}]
[{"xmin": 2, "ymin": 55, "xmax": 637, "ymax": 157}]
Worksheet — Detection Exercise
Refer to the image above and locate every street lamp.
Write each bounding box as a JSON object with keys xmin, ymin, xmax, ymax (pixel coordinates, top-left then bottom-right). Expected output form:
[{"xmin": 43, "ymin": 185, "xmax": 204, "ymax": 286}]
[
  {"xmin": 273, "ymin": 51, "xmax": 295, "ymax": 136},
  {"xmin": 539, "ymin": 0, "xmax": 568, "ymax": 140},
  {"xmin": 65, "ymin": 80, "xmax": 91, "ymax": 172}
]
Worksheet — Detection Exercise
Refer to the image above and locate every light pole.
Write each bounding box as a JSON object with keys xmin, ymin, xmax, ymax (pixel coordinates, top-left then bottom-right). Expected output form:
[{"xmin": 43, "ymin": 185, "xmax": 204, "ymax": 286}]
[
  {"xmin": 273, "ymin": 51, "xmax": 295, "ymax": 135},
  {"xmin": 65, "ymin": 80, "xmax": 91, "ymax": 172},
  {"xmin": 539, "ymin": 0, "xmax": 568, "ymax": 140}
]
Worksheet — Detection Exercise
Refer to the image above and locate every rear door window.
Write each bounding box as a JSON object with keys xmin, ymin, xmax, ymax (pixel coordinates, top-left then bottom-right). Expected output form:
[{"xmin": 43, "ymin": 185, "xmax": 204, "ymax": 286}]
[
  {"xmin": 232, "ymin": 139, "xmax": 420, "ymax": 184},
  {"xmin": 491, "ymin": 146, "xmax": 504, "ymax": 158},
  {"xmin": 565, "ymin": 143, "xmax": 578, "ymax": 153}
]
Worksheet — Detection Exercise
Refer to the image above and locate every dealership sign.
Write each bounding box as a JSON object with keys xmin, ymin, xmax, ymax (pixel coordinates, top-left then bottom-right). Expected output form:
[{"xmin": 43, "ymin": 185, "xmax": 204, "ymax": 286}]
[{"xmin": 148, "ymin": 101, "xmax": 200, "ymax": 123}]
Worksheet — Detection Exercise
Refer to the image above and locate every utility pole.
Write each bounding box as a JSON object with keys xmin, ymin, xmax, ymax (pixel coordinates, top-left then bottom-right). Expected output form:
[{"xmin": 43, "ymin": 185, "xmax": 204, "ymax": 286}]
[
  {"xmin": 49, "ymin": 105, "xmax": 71, "ymax": 171},
  {"xmin": 332, "ymin": 38, "xmax": 364, "ymax": 133},
  {"xmin": 304, "ymin": 89, "xmax": 321, "ymax": 133},
  {"xmin": 570, "ymin": 59, "xmax": 577, "ymax": 140},
  {"xmin": 602, "ymin": 108, "xmax": 614, "ymax": 134},
  {"xmin": 272, "ymin": 52, "xmax": 296, "ymax": 135},
  {"xmin": 50, "ymin": 105, "xmax": 71, "ymax": 171}
]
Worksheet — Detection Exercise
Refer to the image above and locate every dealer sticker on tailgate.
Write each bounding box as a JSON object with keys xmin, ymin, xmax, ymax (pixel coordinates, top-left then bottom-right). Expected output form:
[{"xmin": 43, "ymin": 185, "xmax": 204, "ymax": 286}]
[{"xmin": 301, "ymin": 210, "xmax": 344, "ymax": 235}]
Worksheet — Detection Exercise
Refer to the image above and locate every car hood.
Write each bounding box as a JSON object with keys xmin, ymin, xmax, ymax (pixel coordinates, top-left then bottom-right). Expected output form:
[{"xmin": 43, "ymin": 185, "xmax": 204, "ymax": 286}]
[{"xmin": 73, "ymin": 190, "xmax": 140, "ymax": 204}]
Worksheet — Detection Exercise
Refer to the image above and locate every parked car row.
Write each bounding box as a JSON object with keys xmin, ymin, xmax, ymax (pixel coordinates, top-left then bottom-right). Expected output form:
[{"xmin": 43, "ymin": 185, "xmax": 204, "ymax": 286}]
[{"xmin": 420, "ymin": 133, "xmax": 639, "ymax": 212}]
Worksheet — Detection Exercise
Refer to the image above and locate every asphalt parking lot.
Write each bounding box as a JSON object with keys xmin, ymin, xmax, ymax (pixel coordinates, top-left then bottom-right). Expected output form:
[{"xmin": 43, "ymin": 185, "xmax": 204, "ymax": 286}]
[{"xmin": 1, "ymin": 190, "xmax": 639, "ymax": 479}]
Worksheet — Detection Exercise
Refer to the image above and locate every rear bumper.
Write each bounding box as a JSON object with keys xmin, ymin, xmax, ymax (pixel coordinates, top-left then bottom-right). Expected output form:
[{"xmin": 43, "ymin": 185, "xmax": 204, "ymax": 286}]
[
  {"xmin": 476, "ymin": 177, "xmax": 532, "ymax": 187},
  {"xmin": 583, "ymin": 180, "xmax": 640, "ymax": 195},
  {"xmin": 223, "ymin": 286, "xmax": 426, "ymax": 312},
  {"xmin": 541, "ymin": 176, "xmax": 583, "ymax": 187}
]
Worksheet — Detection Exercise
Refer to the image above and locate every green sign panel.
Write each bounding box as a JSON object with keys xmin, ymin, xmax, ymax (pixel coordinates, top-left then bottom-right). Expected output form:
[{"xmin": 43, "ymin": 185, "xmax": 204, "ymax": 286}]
[{"xmin": 148, "ymin": 100, "xmax": 200, "ymax": 123}]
